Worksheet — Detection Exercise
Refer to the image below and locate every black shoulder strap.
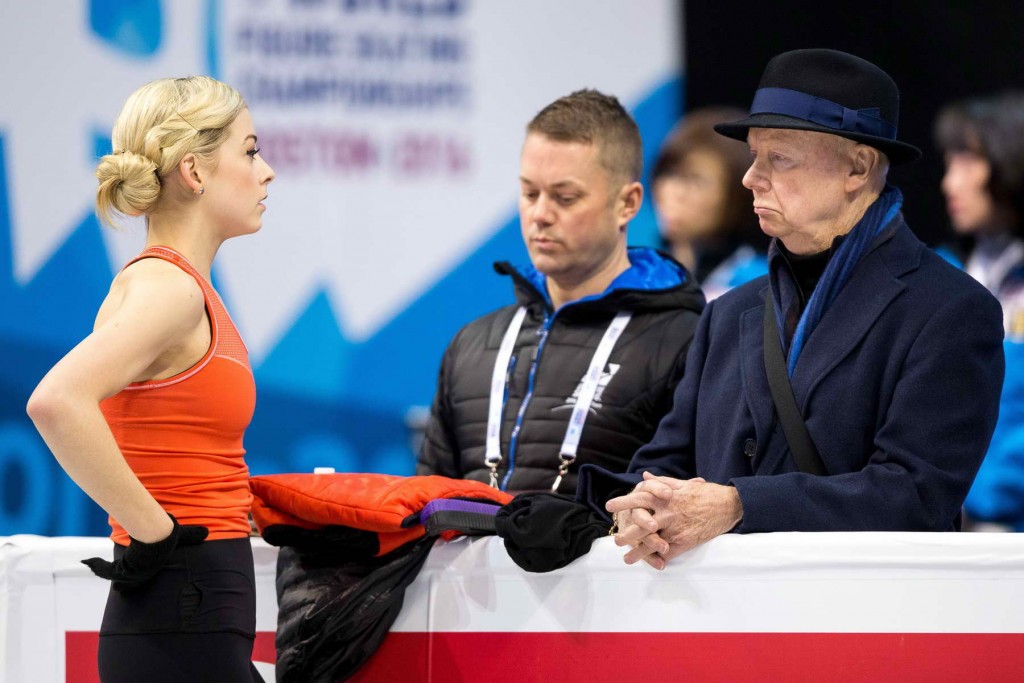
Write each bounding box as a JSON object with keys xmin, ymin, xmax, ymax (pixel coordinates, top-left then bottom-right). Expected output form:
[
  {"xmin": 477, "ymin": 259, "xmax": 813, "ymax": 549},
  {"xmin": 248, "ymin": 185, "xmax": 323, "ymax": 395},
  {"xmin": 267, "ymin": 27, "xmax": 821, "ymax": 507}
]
[{"xmin": 763, "ymin": 293, "xmax": 828, "ymax": 476}]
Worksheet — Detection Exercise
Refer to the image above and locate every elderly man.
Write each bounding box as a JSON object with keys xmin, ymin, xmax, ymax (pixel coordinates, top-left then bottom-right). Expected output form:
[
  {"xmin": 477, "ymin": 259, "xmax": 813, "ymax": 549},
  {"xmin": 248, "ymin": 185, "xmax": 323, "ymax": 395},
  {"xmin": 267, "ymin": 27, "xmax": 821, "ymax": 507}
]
[
  {"xmin": 579, "ymin": 49, "xmax": 1005, "ymax": 569},
  {"xmin": 417, "ymin": 89, "xmax": 705, "ymax": 494}
]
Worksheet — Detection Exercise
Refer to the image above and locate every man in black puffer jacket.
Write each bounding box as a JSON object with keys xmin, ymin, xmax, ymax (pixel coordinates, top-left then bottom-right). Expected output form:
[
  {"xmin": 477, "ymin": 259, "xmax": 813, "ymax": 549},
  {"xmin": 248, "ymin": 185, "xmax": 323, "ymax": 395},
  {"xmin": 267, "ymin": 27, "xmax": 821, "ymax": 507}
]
[{"xmin": 417, "ymin": 89, "xmax": 706, "ymax": 494}]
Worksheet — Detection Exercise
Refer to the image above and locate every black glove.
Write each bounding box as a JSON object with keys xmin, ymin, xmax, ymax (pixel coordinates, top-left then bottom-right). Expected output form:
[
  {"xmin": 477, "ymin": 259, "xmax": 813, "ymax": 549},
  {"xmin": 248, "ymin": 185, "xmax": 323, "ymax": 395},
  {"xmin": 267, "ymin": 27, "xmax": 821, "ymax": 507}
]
[
  {"xmin": 83, "ymin": 514, "xmax": 208, "ymax": 590},
  {"xmin": 495, "ymin": 492, "xmax": 609, "ymax": 573}
]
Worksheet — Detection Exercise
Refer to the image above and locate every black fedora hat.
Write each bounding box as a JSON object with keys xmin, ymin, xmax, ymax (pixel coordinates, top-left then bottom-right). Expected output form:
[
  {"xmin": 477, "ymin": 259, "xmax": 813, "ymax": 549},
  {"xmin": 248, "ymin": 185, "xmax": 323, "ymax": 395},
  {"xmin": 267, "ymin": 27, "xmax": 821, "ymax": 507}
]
[{"xmin": 715, "ymin": 48, "xmax": 921, "ymax": 165}]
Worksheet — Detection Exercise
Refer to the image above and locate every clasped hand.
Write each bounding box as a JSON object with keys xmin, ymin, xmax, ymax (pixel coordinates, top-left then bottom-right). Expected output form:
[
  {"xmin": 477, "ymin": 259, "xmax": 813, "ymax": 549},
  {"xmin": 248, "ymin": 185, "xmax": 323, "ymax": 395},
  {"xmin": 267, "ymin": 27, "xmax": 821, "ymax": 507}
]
[{"xmin": 605, "ymin": 472, "xmax": 743, "ymax": 570}]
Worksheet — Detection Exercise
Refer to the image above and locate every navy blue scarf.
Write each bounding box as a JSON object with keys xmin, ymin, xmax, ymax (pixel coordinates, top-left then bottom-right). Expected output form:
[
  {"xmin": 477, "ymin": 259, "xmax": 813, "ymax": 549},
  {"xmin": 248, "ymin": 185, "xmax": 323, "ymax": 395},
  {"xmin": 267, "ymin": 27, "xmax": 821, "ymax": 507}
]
[{"xmin": 770, "ymin": 185, "xmax": 903, "ymax": 375}]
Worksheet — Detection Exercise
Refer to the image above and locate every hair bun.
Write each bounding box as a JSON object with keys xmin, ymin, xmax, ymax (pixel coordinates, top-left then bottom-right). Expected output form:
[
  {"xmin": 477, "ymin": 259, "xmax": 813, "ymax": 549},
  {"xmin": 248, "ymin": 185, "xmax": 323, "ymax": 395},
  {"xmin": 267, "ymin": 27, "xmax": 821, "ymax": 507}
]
[{"xmin": 95, "ymin": 150, "xmax": 161, "ymax": 224}]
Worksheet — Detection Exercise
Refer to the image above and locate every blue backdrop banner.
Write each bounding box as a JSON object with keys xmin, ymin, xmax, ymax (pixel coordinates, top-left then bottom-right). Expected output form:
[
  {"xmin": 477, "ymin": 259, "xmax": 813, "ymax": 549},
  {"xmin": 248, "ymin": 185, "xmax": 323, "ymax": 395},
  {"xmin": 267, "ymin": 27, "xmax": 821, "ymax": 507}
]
[{"xmin": 0, "ymin": 0, "xmax": 682, "ymax": 536}]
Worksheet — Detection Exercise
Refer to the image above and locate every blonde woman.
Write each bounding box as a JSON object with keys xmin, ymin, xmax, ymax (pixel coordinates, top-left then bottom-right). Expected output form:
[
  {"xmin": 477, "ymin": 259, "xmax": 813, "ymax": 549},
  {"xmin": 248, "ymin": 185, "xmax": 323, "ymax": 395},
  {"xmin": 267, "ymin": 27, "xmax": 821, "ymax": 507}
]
[{"xmin": 28, "ymin": 76, "xmax": 274, "ymax": 682}]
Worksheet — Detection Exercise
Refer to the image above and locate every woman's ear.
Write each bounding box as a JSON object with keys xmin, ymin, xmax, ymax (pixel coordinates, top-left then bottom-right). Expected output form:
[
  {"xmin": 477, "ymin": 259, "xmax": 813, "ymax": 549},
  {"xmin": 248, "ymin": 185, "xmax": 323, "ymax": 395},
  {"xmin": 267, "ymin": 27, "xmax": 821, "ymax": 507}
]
[{"xmin": 176, "ymin": 152, "xmax": 205, "ymax": 195}]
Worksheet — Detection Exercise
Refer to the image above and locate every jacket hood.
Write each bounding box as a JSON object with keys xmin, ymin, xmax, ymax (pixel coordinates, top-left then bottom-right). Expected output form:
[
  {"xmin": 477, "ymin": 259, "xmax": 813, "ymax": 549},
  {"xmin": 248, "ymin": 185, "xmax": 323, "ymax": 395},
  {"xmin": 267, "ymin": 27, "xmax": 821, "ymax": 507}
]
[{"xmin": 494, "ymin": 247, "xmax": 706, "ymax": 315}]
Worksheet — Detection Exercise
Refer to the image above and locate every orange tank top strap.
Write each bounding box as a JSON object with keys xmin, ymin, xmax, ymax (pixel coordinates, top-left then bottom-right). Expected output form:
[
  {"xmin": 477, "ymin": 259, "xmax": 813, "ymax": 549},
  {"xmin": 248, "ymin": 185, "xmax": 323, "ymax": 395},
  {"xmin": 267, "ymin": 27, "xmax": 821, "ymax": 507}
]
[{"xmin": 121, "ymin": 246, "xmax": 251, "ymax": 385}]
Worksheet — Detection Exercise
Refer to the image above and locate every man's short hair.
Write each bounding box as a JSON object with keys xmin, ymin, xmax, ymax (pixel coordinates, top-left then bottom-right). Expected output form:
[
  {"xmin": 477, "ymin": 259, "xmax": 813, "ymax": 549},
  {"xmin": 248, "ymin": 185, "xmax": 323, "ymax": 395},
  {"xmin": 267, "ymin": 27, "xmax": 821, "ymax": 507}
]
[{"xmin": 527, "ymin": 89, "xmax": 643, "ymax": 184}]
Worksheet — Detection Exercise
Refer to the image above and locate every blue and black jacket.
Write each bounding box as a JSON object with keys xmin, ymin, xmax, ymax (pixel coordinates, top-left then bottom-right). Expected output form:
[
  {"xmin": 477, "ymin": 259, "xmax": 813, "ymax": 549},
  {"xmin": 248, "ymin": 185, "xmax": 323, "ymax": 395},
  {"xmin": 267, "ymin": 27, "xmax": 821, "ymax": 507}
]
[{"xmin": 417, "ymin": 247, "xmax": 705, "ymax": 493}]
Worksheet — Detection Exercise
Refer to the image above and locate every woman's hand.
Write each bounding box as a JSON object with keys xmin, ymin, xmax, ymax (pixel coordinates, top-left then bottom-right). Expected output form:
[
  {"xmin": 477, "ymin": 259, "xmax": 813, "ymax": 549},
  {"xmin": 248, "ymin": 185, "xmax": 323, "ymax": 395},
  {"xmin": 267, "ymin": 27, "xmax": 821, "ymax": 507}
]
[{"xmin": 82, "ymin": 514, "xmax": 209, "ymax": 590}]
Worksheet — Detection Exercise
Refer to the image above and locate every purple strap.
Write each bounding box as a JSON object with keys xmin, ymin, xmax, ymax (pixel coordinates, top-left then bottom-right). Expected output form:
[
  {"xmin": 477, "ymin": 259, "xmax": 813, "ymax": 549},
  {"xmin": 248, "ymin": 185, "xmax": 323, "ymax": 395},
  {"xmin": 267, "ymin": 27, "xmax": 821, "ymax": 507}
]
[{"xmin": 420, "ymin": 499, "xmax": 501, "ymax": 524}]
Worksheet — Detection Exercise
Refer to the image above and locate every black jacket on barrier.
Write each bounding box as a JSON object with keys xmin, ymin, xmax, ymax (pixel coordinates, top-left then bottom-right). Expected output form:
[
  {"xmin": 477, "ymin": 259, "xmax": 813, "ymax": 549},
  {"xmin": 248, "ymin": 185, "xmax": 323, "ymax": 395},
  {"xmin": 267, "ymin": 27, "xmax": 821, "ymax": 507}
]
[
  {"xmin": 417, "ymin": 247, "xmax": 705, "ymax": 494},
  {"xmin": 275, "ymin": 537, "xmax": 435, "ymax": 683}
]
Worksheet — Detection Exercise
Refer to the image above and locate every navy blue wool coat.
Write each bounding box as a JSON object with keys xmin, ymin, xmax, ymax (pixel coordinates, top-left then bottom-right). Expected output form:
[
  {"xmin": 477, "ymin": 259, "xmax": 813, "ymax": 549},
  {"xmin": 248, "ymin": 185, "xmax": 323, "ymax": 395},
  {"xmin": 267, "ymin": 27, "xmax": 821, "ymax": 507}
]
[{"xmin": 580, "ymin": 220, "xmax": 1005, "ymax": 532}]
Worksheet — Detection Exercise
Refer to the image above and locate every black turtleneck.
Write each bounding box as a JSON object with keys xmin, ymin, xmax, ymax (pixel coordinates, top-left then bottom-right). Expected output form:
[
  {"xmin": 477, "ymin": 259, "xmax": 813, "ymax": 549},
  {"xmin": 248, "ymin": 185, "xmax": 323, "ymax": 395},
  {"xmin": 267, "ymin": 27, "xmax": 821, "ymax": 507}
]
[{"xmin": 779, "ymin": 236, "xmax": 843, "ymax": 305}]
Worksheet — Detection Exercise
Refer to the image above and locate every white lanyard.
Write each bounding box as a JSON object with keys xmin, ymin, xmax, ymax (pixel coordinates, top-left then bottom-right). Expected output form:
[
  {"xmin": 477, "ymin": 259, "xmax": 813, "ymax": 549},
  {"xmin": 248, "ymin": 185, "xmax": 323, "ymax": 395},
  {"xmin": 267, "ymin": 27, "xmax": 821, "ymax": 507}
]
[
  {"xmin": 484, "ymin": 307, "xmax": 632, "ymax": 490},
  {"xmin": 485, "ymin": 306, "xmax": 528, "ymax": 486}
]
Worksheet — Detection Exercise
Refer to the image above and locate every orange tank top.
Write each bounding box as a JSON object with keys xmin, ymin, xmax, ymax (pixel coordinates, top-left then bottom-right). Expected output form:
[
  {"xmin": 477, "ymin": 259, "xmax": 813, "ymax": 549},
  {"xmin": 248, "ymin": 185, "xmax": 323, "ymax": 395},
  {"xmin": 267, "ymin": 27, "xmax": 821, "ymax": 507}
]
[{"xmin": 100, "ymin": 247, "xmax": 256, "ymax": 545}]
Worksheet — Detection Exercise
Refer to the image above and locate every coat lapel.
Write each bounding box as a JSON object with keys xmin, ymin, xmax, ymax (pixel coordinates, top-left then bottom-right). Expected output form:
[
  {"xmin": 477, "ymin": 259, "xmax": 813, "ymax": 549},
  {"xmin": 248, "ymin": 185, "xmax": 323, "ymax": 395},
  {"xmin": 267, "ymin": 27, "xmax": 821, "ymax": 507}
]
[{"xmin": 790, "ymin": 223, "xmax": 921, "ymax": 410}]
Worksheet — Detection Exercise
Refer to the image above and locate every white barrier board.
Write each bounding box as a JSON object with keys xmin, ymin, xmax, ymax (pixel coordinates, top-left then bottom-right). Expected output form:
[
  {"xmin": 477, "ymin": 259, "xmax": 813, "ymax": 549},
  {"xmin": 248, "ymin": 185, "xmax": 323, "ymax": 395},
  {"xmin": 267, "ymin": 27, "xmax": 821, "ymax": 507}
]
[{"xmin": 4, "ymin": 533, "xmax": 1024, "ymax": 682}]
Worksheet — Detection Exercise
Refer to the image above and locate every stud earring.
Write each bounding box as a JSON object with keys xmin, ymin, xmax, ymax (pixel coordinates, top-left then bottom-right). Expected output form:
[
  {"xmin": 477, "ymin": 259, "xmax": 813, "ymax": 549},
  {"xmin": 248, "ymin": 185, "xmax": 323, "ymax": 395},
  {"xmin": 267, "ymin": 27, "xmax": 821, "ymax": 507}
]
[{"xmin": 195, "ymin": 187, "xmax": 205, "ymax": 196}]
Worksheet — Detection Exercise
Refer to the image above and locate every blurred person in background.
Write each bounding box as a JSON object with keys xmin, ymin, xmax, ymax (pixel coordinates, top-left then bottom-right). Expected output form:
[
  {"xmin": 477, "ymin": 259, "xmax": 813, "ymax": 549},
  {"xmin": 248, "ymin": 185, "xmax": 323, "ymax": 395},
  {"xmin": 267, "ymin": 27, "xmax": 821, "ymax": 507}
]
[
  {"xmin": 936, "ymin": 91, "xmax": 1024, "ymax": 531},
  {"xmin": 27, "ymin": 76, "xmax": 274, "ymax": 682},
  {"xmin": 417, "ymin": 89, "xmax": 705, "ymax": 494},
  {"xmin": 651, "ymin": 107, "xmax": 768, "ymax": 300}
]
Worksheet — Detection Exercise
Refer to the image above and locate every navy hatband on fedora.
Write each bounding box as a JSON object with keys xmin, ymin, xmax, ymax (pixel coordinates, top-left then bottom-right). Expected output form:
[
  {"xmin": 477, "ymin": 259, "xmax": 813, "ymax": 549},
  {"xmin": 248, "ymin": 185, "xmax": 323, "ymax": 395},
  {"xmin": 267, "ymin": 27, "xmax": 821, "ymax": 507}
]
[
  {"xmin": 751, "ymin": 88, "xmax": 897, "ymax": 140},
  {"xmin": 715, "ymin": 49, "xmax": 922, "ymax": 164}
]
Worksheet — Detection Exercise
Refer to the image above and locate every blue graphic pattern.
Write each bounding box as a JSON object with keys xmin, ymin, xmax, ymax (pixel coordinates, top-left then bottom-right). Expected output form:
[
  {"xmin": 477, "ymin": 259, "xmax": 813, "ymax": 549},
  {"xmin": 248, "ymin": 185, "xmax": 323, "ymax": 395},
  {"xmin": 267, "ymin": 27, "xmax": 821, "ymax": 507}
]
[{"xmin": 89, "ymin": 0, "xmax": 163, "ymax": 56}]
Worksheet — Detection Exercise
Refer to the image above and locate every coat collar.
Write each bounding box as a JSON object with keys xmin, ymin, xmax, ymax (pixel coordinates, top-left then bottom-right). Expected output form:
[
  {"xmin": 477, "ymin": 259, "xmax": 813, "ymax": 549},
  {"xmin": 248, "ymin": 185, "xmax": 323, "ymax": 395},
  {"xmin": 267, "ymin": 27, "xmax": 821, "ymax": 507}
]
[{"xmin": 741, "ymin": 218, "xmax": 922, "ymax": 417}]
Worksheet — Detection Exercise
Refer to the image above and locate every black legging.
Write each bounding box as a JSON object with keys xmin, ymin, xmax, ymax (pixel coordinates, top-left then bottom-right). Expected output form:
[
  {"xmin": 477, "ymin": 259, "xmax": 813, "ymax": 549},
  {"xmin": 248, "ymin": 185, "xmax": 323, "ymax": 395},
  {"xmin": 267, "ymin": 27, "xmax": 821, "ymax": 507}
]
[
  {"xmin": 99, "ymin": 633, "xmax": 263, "ymax": 682},
  {"xmin": 97, "ymin": 537, "xmax": 264, "ymax": 683}
]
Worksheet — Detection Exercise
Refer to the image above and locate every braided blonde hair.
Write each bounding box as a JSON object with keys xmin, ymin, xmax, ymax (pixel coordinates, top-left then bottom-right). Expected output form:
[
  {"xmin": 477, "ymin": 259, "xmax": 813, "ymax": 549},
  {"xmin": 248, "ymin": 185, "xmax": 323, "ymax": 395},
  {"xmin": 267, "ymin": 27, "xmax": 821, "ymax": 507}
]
[{"xmin": 95, "ymin": 76, "xmax": 246, "ymax": 227}]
